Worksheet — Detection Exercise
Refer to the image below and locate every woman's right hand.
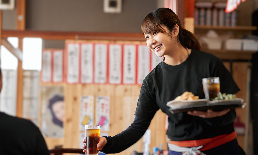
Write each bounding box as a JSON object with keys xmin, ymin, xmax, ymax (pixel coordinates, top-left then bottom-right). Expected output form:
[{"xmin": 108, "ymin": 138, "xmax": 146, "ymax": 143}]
[
  {"xmin": 188, "ymin": 109, "xmax": 230, "ymax": 118},
  {"xmin": 97, "ymin": 137, "xmax": 107, "ymax": 150},
  {"xmin": 83, "ymin": 137, "xmax": 107, "ymax": 152}
]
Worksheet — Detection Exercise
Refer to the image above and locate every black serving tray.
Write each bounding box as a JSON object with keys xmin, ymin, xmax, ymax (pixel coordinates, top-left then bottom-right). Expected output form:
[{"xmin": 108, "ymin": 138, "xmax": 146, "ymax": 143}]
[{"xmin": 167, "ymin": 98, "xmax": 245, "ymax": 114}]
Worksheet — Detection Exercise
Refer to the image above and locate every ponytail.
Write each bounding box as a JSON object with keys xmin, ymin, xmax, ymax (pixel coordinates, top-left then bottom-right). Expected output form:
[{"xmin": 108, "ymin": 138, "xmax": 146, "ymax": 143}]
[{"xmin": 179, "ymin": 28, "xmax": 200, "ymax": 50}]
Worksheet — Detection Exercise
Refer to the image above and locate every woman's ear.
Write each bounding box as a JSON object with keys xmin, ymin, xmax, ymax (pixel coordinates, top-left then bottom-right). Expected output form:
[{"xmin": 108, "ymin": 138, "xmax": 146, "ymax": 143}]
[{"xmin": 172, "ymin": 24, "xmax": 180, "ymax": 36}]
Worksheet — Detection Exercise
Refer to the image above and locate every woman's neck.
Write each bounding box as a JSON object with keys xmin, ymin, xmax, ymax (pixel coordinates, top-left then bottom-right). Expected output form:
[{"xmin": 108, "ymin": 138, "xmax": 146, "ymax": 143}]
[{"xmin": 164, "ymin": 46, "xmax": 191, "ymax": 66}]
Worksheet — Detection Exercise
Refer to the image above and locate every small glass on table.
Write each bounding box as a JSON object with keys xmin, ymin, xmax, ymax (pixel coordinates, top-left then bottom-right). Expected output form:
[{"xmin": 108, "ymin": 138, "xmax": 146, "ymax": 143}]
[
  {"xmin": 202, "ymin": 77, "xmax": 220, "ymax": 101},
  {"xmin": 85, "ymin": 125, "xmax": 101, "ymax": 155}
]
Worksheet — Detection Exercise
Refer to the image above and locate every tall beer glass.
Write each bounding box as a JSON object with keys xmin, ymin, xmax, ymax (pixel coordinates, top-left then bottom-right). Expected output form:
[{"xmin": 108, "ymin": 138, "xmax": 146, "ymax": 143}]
[
  {"xmin": 202, "ymin": 77, "xmax": 220, "ymax": 101},
  {"xmin": 85, "ymin": 125, "xmax": 101, "ymax": 155}
]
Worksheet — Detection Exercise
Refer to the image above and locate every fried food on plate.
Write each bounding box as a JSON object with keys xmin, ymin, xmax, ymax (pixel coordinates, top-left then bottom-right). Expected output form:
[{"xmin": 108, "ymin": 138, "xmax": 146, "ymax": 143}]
[
  {"xmin": 167, "ymin": 92, "xmax": 203, "ymax": 109},
  {"xmin": 174, "ymin": 91, "xmax": 199, "ymax": 101}
]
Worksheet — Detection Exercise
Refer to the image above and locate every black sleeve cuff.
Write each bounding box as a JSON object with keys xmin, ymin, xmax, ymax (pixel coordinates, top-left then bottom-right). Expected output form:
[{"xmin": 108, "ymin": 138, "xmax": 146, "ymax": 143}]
[{"xmin": 101, "ymin": 136, "xmax": 113, "ymax": 154}]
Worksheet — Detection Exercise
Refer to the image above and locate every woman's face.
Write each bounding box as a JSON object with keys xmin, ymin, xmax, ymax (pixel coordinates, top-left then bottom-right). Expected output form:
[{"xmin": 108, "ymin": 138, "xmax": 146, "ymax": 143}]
[
  {"xmin": 52, "ymin": 101, "xmax": 65, "ymax": 122},
  {"xmin": 144, "ymin": 25, "xmax": 178, "ymax": 57}
]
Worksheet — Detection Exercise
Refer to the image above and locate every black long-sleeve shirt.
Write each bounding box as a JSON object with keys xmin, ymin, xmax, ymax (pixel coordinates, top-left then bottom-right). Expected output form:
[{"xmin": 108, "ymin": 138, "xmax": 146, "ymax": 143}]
[
  {"xmin": 102, "ymin": 116, "xmax": 151, "ymax": 153},
  {"xmin": 102, "ymin": 50, "xmax": 239, "ymax": 154}
]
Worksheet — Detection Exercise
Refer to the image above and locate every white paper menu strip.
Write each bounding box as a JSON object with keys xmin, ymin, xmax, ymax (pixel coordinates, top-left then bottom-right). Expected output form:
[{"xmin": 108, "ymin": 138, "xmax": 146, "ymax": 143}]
[
  {"xmin": 109, "ymin": 44, "xmax": 122, "ymax": 84},
  {"xmin": 53, "ymin": 50, "xmax": 63, "ymax": 83},
  {"xmin": 137, "ymin": 45, "xmax": 150, "ymax": 84},
  {"xmin": 67, "ymin": 43, "xmax": 80, "ymax": 83},
  {"xmin": 94, "ymin": 44, "xmax": 107, "ymax": 83},
  {"xmin": 123, "ymin": 45, "xmax": 136, "ymax": 84},
  {"xmin": 41, "ymin": 50, "xmax": 52, "ymax": 82},
  {"xmin": 151, "ymin": 52, "xmax": 163, "ymax": 70},
  {"xmin": 81, "ymin": 43, "xmax": 93, "ymax": 84}
]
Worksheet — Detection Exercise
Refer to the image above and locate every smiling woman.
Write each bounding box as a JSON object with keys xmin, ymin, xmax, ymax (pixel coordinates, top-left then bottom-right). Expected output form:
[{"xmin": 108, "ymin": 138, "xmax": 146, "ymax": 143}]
[
  {"xmin": 82, "ymin": 8, "xmax": 245, "ymax": 155},
  {"xmin": 141, "ymin": 8, "xmax": 200, "ymax": 66},
  {"xmin": 141, "ymin": 8, "xmax": 200, "ymax": 51}
]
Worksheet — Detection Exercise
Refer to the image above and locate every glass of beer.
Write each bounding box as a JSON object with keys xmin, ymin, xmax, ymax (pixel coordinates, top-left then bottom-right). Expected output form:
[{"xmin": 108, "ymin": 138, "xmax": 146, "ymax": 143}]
[
  {"xmin": 85, "ymin": 125, "xmax": 101, "ymax": 155},
  {"xmin": 202, "ymin": 77, "xmax": 220, "ymax": 101}
]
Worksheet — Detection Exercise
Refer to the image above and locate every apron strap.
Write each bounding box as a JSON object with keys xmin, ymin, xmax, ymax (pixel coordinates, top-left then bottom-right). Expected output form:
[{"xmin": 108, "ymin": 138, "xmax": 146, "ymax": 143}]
[{"xmin": 168, "ymin": 143, "xmax": 206, "ymax": 155}]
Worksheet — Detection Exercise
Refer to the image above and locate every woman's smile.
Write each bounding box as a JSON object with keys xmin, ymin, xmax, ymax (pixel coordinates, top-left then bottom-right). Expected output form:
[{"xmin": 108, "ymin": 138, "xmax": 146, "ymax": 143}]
[{"xmin": 153, "ymin": 44, "xmax": 162, "ymax": 53}]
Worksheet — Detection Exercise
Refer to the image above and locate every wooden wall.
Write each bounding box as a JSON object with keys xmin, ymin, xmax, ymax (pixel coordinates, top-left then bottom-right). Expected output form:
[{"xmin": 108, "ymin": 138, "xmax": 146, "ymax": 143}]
[
  {"xmin": 43, "ymin": 61, "xmax": 251, "ymax": 155},
  {"xmin": 61, "ymin": 84, "xmax": 167, "ymax": 155},
  {"xmin": 39, "ymin": 39, "xmax": 168, "ymax": 155},
  {"xmin": 40, "ymin": 39, "xmax": 253, "ymax": 155}
]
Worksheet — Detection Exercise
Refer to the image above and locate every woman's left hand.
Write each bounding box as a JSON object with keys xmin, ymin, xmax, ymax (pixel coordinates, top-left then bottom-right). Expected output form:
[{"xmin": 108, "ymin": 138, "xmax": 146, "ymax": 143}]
[{"xmin": 187, "ymin": 109, "xmax": 230, "ymax": 118}]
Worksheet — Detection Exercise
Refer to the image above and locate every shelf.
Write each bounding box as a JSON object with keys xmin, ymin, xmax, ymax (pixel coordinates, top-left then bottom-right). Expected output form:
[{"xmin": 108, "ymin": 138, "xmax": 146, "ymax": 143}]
[
  {"xmin": 206, "ymin": 49, "xmax": 257, "ymax": 53},
  {"xmin": 203, "ymin": 49, "xmax": 256, "ymax": 60},
  {"xmin": 195, "ymin": 26, "xmax": 257, "ymax": 31}
]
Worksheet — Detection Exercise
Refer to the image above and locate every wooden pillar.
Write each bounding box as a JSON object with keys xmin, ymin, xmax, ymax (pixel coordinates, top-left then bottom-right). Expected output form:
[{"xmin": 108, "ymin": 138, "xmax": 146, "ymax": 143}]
[
  {"xmin": 16, "ymin": 0, "xmax": 26, "ymax": 117},
  {"xmin": 177, "ymin": 0, "xmax": 185, "ymax": 28},
  {"xmin": 184, "ymin": 0, "xmax": 195, "ymax": 33},
  {"xmin": 0, "ymin": 11, "xmax": 2, "ymax": 46},
  {"xmin": 16, "ymin": 40, "xmax": 23, "ymax": 117},
  {"xmin": 16, "ymin": 0, "xmax": 26, "ymax": 30},
  {"xmin": 184, "ymin": 0, "xmax": 195, "ymax": 18}
]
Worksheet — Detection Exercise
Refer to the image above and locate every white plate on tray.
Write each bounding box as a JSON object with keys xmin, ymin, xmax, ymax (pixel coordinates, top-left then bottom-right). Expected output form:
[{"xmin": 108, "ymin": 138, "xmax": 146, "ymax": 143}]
[
  {"xmin": 167, "ymin": 99, "xmax": 208, "ymax": 109},
  {"xmin": 167, "ymin": 98, "xmax": 245, "ymax": 114}
]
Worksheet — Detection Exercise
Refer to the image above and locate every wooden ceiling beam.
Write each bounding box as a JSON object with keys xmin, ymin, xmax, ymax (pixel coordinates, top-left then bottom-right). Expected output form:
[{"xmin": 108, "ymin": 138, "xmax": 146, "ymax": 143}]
[{"xmin": 2, "ymin": 30, "xmax": 145, "ymax": 41}]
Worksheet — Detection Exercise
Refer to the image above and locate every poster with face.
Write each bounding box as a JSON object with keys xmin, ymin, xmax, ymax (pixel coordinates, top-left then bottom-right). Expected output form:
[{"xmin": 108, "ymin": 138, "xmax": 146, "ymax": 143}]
[{"xmin": 41, "ymin": 86, "xmax": 64, "ymax": 138}]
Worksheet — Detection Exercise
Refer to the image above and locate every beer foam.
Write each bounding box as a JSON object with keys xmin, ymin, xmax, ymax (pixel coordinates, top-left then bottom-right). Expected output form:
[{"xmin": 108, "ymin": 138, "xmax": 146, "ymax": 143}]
[{"xmin": 87, "ymin": 129, "xmax": 100, "ymax": 136}]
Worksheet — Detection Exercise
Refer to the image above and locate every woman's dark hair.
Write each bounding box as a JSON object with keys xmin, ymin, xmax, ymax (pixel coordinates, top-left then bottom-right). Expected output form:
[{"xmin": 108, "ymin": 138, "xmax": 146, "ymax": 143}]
[
  {"xmin": 48, "ymin": 94, "xmax": 64, "ymax": 127},
  {"xmin": 141, "ymin": 8, "xmax": 200, "ymax": 50}
]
